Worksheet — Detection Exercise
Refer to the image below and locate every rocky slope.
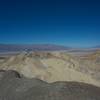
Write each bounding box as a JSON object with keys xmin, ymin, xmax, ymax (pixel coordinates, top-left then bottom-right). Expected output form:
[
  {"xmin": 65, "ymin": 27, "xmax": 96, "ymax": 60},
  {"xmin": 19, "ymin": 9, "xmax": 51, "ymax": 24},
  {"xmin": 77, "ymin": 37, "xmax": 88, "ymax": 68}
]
[
  {"xmin": 0, "ymin": 51, "xmax": 100, "ymax": 87},
  {"xmin": 0, "ymin": 70, "xmax": 100, "ymax": 100}
]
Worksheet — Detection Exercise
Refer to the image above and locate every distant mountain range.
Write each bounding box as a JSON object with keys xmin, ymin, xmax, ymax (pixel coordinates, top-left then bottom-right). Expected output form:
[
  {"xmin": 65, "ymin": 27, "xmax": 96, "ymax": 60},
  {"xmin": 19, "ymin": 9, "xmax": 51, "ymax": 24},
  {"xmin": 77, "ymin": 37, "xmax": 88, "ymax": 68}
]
[
  {"xmin": 93, "ymin": 45, "xmax": 100, "ymax": 48},
  {"xmin": 0, "ymin": 44, "xmax": 71, "ymax": 52}
]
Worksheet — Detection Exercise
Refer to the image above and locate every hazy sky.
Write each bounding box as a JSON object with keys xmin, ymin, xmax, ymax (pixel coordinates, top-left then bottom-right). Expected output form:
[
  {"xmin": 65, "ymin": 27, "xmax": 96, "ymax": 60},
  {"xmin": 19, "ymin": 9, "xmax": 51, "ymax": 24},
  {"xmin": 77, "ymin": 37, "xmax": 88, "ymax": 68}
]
[{"xmin": 0, "ymin": 0, "xmax": 100, "ymax": 47}]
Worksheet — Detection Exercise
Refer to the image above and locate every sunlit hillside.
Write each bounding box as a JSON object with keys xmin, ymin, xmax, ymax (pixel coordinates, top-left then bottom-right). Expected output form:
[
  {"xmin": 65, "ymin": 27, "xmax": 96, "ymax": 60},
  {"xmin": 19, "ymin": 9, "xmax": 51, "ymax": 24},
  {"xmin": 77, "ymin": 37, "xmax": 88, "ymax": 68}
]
[{"xmin": 0, "ymin": 51, "xmax": 100, "ymax": 87}]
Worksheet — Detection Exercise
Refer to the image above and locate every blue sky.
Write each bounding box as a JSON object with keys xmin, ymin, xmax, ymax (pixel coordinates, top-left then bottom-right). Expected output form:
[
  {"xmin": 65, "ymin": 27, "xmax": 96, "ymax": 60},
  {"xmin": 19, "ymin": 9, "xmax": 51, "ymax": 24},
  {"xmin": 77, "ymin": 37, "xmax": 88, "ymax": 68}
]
[{"xmin": 0, "ymin": 0, "xmax": 100, "ymax": 47}]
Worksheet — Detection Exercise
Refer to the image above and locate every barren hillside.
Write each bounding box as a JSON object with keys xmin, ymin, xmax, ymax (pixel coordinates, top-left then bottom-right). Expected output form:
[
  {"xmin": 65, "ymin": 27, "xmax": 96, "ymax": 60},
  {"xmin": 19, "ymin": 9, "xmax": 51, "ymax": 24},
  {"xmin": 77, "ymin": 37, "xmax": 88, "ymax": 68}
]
[{"xmin": 0, "ymin": 51, "xmax": 100, "ymax": 87}]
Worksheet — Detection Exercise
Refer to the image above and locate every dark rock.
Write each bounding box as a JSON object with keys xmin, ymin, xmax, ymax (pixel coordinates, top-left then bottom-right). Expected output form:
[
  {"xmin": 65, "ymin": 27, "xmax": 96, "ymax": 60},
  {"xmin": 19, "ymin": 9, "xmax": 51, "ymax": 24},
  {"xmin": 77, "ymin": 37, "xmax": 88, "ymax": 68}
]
[{"xmin": 0, "ymin": 70, "xmax": 100, "ymax": 100}]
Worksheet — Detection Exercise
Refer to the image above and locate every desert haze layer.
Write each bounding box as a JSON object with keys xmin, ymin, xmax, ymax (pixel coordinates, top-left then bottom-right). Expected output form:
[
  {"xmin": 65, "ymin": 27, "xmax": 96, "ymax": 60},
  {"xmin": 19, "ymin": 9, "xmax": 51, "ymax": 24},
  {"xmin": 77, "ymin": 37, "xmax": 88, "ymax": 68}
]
[{"xmin": 0, "ymin": 44, "xmax": 100, "ymax": 87}]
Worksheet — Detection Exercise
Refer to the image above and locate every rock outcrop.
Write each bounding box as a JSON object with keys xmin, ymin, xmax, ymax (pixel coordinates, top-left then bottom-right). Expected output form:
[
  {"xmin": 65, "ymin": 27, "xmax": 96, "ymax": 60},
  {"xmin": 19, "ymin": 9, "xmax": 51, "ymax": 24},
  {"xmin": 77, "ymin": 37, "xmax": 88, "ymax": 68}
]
[{"xmin": 0, "ymin": 70, "xmax": 100, "ymax": 100}]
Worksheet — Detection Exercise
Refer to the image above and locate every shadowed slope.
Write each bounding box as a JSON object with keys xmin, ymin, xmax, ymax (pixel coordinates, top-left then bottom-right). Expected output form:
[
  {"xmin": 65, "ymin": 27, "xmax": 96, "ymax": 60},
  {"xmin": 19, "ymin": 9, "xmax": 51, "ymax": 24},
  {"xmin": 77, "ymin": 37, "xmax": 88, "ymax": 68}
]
[{"xmin": 0, "ymin": 70, "xmax": 100, "ymax": 100}]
